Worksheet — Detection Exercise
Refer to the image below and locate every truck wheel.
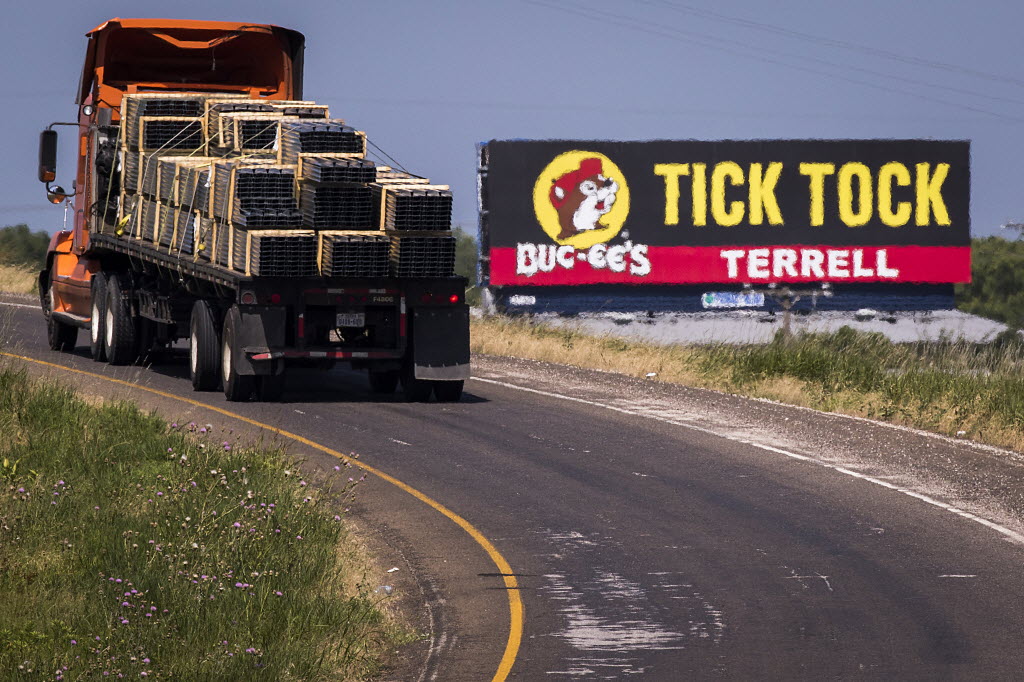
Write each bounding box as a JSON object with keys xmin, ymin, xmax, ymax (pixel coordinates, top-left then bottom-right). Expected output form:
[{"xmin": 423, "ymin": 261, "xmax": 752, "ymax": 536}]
[
  {"xmin": 189, "ymin": 300, "xmax": 221, "ymax": 391},
  {"xmin": 45, "ymin": 271, "xmax": 77, "ymax": 352},
  {"xmin": 221, "ymin": 306, "xmax": 256, "ymax": 402},
  {"xmin": 89, "ymin": 272, "xmax": 108, "ymax": 362},
  {"xmin": 368, "ymin": 370, "xmax": 399, "ymax": 394},
  {"xmin": 258, "ymin": 374, "xmax": 286, "ymax": 402},
  {"xmin": 433, "ymin": 380, "xmax": 464, "ymax": 403},
  {"xmin": 401, "ymin": 364, "xmax": 432, "ymax": 402},
  {"xmin": 103, "ymin": 273, "xmax": 137, "ymax": 365}
]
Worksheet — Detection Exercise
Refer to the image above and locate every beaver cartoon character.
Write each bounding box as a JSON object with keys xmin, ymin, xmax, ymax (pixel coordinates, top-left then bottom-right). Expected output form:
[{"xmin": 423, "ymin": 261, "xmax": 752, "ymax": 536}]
[{"xmin": 549, "ymin": 158, "xmax": 619, "ymax": 240}]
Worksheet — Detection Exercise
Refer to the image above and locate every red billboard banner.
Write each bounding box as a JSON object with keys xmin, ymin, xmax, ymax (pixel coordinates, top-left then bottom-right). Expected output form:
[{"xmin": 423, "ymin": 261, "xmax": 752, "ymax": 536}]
[{"xmin": 479, "ymin": 140, "xmax": 971, "ymax": 287}]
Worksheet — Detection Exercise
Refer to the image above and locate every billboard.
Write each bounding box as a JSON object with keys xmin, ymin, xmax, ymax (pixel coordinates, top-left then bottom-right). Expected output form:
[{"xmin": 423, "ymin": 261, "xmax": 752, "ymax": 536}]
[{"xmin": 479, "ymin": 140, "xmax": 970, "ymax": 289}]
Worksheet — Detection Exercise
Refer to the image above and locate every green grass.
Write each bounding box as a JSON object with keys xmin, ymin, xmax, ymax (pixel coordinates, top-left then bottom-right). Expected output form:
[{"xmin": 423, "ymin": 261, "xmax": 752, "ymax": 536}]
[{"xmin": 0, "ymin": 367, "xmax": 408, "ymax": 680}]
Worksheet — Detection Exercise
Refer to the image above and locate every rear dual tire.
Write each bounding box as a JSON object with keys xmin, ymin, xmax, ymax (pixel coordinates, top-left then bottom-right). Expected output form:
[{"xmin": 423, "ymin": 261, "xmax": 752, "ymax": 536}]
[
  {"xmin": 103, "ymin": 274, "xmax": 136, "ymax": 366},
  {"xmin": 190, "ymin": 300, "xmax": 221, "ymax": 391},
  {"xmin": 221, "ymin": 306, "xmax": 257, "ymax": 402}
]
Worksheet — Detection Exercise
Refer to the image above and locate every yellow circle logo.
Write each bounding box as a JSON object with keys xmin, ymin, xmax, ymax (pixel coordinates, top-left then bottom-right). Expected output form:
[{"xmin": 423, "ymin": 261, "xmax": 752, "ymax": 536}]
[{"xmin": 532, "ymin": 151, "xmax": 630, "ymax": 249}]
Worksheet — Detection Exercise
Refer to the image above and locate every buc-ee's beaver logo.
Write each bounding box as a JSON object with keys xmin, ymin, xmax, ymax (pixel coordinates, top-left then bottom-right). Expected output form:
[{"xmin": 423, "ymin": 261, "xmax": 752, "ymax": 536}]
[{"xmin": 517, "ymin": 151, "xmax": 650, "ymax": 277}]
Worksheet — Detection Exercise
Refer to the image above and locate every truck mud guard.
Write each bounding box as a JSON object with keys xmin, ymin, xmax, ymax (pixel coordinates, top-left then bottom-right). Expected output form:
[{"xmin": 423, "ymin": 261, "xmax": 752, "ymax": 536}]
[{"xmin": 413, "ymin": 306, "xmax": 470, "ymax": 380}]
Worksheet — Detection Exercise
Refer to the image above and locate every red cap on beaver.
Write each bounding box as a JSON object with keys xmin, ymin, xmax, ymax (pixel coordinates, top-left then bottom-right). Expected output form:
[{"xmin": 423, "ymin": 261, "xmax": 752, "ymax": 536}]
[{"xmin": 550, "ymin": 158, "xmax": 603, "ymax": 208}]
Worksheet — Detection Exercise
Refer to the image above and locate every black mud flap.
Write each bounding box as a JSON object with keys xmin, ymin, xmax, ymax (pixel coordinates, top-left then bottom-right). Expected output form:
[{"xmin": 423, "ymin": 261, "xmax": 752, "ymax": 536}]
[
  {"xmin": 232, "ymin": 306, "xmax": 286, "ymax": 376},
  {"xmin": 413, "ymin": 305, "xmax": 471, "ymax": 380}
]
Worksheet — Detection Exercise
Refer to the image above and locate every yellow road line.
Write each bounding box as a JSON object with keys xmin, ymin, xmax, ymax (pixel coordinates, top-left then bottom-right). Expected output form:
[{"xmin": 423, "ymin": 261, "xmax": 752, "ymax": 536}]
[{"xmin": 1, "ymin": 350, "xmax": 523, "ymax": 681}]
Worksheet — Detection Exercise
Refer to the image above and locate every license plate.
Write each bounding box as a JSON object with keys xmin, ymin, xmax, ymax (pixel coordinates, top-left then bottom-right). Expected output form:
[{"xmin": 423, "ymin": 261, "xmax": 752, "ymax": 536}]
[{"xmin": 336, "ymin": 312, "xmax": 365, "ymax": 328}]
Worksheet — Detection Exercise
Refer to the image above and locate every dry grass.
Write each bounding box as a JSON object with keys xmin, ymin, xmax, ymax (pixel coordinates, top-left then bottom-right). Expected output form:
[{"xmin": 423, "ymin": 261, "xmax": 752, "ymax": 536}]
[
  {"xmin": 471, "ymin": 315, "xmax": 710, "ymax": 387},
  {"xmin": 471, "ymin": 316, "xmax": 1024, "ymax": 452},
  {"xmin": 0, "ymin": 263, "xmax": 38, "ymax": 294}
]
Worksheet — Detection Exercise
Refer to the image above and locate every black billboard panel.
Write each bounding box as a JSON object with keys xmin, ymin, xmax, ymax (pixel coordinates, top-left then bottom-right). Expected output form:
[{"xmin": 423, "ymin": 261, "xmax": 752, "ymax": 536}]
[{"xmin": 479, "ymin": 139, "xmax": 970, "ymax": 287}]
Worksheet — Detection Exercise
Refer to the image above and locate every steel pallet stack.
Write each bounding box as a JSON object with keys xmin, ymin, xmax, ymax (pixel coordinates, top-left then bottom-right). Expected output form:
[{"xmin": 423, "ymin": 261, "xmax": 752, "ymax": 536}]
[{"xmin": 113, "ymin": 92, "xmax": 457, "ymax": 279}]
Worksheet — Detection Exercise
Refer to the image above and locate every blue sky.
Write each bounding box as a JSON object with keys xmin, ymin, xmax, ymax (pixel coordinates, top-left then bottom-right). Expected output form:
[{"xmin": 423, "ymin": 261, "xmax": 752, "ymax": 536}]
[{"xmin": 4, "ymin": 0, "xmax": 1021, "ymax": 237}]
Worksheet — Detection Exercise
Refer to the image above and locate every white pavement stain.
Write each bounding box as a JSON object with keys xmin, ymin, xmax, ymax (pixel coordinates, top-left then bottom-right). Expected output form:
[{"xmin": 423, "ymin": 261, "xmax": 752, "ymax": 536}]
[{"xmin": 537, "ymin": 530, "xmax": 725, "ymax": 679}]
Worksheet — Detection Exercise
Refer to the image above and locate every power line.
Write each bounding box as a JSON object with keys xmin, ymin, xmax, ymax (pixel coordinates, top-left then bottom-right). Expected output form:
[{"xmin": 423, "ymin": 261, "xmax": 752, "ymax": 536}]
[
  {"xmin": 645, "ymin": 0, "xmax": 1024, "ymax": 90},
  {"xmin": 523, "ymin": 0, "xmax": 1024, "ymax": 123}
]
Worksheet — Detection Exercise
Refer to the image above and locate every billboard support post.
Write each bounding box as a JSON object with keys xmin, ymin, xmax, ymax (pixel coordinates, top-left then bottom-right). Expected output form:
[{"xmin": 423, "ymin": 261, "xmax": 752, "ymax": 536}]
[{"xmin": 741, "ymin": 284, "xmax": 834, "ymax": 339}]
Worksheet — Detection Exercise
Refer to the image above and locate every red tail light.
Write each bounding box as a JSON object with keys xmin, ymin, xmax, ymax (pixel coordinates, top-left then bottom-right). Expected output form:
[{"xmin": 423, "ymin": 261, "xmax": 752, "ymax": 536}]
[
  {"xmin": 270, "ymin": 293, "xmax": 281, "ymax": 304},
  {"xmin": 449, "ymin": 294, "xmax": 460, "ymax": 304}
]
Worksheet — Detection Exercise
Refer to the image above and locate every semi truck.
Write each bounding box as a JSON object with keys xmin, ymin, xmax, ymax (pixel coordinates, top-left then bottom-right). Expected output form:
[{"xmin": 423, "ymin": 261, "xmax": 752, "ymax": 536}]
[{"xmin": 36, "ymin": 18, "xmax": 469, "ymax": 402}]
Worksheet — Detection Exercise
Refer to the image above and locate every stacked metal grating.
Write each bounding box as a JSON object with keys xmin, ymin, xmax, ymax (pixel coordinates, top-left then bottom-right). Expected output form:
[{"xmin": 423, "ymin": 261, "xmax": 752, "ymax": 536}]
[
  {"xmin": 217, "ymin": 113, "xmax": 287, "ymax": 154},
  {"xmin": 138, "ymin": 198, "xmax": 159, "ymax": 243},
  {"xmin": 122, "ymin": 151, "xmax": 142, "ymax": 194},
  {"xmin": 114, "ymin": 92, "xmax": 455, "ymax": 279},
  {"xmin": 215, "ymin": 223, "xmax": 230, "ymax": 268},
  {"xmin": 175, "ymin": 160, "xmax": 216, "ymax": 212},
  {"xmin": 373, "ymin": 184, "xmax": 453, "ymax": 231},
  {"xmin": 300, "ymin": 156, "xmax": 376, "ymax": 184},
  {"xmin": 122, "ymin": 94, "xmax": 212, "ymax": 147},
  {"xmin": 195, "ymin": 215, "xmax": 215, "ymax": 261},
  {"xmin": 212, "ymin": 164, "xmax": 302, "ymax": 227},
  {"xmin": 270, "ymin": 102, "xmax": 330, "ymax": 119},
  {"xmin": 140, "ymin": 153, "xmax": 180, "ymax": 198},
  {"xmin": 233, "ymin": 230, "xmax": 318, "ymax": 277},
  {"xmin": 206, "ymin": 100, "xmax": 275, "ymax": 148},
  {"xmin": 389, "ymin": 233, "xmax": 456, "ymax": 278},
  {"xmin": 158, "ymin": 204, "xmax": 178, "ymax": 248},
  {"xmin": 133, "ymin": 117, "xmax": 205, "ymax": 152},
  {"xmin": 280, "ymin": 120, "xmax": 365, "ymax": 164},
  {"xmin": 319, "ymin": 232, "xmax": 390, "ymax": 278},
  {"xmin": 374, "ymin": 168, "xmax": 432, "ymax": 184},
  {"xmin": 299, "ymin": 184, "xmax": 373, "ymax": 229},
  {"xmin": 173, "ymin": 209, "xmax": 196, "ymax": 256}
]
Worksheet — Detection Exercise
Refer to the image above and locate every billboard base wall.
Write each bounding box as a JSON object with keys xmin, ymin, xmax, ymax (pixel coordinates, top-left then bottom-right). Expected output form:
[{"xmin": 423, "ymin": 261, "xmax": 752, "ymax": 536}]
[{"xmin": 487, "ymin": 284, "xmax": 955, "ymax": 316}]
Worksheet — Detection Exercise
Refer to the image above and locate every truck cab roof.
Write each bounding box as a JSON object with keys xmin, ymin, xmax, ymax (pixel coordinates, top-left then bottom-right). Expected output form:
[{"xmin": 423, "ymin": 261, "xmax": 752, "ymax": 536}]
[{"xmin": 79, "ymin": 18, "xmax": 305, "ymax": 109}]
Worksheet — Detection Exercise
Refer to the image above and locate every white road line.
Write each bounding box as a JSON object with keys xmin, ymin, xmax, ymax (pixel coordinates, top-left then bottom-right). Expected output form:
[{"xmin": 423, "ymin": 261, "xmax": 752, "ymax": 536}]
[
  {"xmin": 0, "ymin": 301, "xmax": 37, "ymax": 310},
  {"xmin": 471, "ymin": 376, "xmax": 1024, "ymax": 547}
]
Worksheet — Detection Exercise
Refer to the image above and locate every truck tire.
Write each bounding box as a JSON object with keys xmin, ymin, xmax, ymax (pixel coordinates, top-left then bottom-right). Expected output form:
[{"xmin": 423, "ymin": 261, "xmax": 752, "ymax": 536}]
[
  {"xmin": 45, "ymin": 270, "xmax": 77, "ymax": 352},
  {"xmin": 368, "ymin": 369, "xmax": 399, "ymax": 394},
  {"xmin": 189, "ymin": 300, "xmax": 220, "ymax": 391},
  {"xmin": 89, "ymin": 272, "xmax": 108, "ymax": 361},
  {"xmin": 401, "ymin": 364, "xmax": 433, "ymax": 402},
  {"xmin": 221, "ymin": 306, "xmax": 256, "ymax": 402},
  {"xmin": 103, "ymin": 273, "xmax": 137, "ymax": 365},
  {"xmin": 433, "ymin": 380, "xmax": 464, "ymax": 403}
]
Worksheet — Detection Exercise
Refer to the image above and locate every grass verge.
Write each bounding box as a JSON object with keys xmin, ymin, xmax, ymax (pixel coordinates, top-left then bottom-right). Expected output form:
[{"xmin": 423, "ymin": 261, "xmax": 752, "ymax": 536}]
[
  {"xmin": 0, "ymin": 366, "xmax": 409, "ymax": 679},
  {"xmin": 0, "ymin": 264, "xmax": 38, "ymax": 295},
  {"xmin": 471, "ymin": 316, "xmax": 1024, "ymax": 452}
]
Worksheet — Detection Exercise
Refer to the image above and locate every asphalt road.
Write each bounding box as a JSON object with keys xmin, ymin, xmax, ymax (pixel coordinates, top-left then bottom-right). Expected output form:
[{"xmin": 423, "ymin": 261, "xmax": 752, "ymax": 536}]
[{"xmin": 4, "ymin": 298, "xmax": 1024, "ymax": 681}]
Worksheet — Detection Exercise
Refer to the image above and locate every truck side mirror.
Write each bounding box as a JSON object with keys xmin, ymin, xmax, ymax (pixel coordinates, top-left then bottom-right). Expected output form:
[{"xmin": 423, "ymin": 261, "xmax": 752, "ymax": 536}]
[
  {"xmin": 38, "ymin": 129, "xmax": 58, "ymax": 183},
  {"xmin": 46, "ymin": 185, "xmax": 69, "ymax": 204}
]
